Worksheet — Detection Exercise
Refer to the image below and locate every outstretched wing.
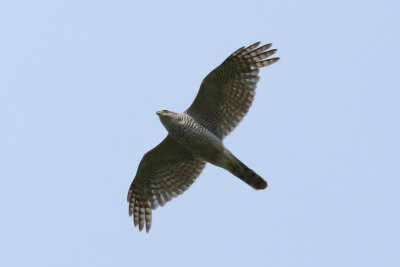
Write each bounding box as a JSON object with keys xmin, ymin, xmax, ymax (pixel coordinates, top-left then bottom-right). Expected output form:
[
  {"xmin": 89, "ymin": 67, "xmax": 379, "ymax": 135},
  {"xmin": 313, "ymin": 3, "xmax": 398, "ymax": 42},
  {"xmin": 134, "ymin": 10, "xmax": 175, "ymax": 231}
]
[
  {"xmin": 185, "ymin": 42, "xmax": 279, "ymax": 139},
  {"xmin": 127, "ymin": 135, "xmax": 206, "ymax": 232}
]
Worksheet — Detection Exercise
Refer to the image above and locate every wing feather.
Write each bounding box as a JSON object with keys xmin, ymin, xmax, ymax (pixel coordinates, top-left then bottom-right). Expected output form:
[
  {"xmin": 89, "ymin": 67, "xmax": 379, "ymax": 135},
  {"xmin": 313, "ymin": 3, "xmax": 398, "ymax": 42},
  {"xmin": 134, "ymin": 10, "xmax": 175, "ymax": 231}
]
[
  {"xmin": 127, "ymin": 135, "xmax": 206, "ymax": 232},
  {"xmin": 185, "ymin": 42, "xmax": 279, "ymax": 139}
]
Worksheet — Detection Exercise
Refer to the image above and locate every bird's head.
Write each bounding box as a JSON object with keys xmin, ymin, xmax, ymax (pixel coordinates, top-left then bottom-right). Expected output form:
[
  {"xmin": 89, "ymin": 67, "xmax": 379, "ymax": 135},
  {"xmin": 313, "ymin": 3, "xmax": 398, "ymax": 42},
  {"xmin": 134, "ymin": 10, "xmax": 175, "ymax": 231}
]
[{"xmin": 156, "ymin": 110, "xmax": 180, "ymax": 128}]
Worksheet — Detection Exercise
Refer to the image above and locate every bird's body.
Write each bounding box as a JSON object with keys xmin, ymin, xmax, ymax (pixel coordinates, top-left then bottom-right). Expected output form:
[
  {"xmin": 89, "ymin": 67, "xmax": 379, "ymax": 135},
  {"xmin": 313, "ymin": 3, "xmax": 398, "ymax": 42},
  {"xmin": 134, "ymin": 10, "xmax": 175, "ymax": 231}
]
[
  {"xmin": 128, "ymin": 42, "xmax": 279, "ymax": 232},
  {"xmin": 158, "ymin": 111, "xmax": 225, "ymax": 166},
  {"xmin": 157, "ymin": 110, "xmax": 266, "ymax": 189}
]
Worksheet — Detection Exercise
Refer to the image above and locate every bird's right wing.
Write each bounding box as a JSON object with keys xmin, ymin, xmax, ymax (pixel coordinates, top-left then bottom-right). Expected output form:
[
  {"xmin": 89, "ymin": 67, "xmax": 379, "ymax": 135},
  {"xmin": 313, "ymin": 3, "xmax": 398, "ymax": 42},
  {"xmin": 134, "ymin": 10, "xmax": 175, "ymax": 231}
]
[
  {"xmin": 185, "ymin": 42, "xmax": 279, "ymax": 139},
  {"xmin": 127, "ymin": 135, "xmax": 206, "ymax": 232}
]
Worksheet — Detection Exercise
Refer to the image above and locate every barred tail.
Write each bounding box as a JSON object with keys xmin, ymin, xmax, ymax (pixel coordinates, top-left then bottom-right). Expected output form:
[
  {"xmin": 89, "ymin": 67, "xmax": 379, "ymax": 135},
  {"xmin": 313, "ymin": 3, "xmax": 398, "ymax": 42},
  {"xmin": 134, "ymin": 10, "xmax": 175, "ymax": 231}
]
[{"xmin": 226, "ymin": 154, "xmax": 267, "ymax": 190}]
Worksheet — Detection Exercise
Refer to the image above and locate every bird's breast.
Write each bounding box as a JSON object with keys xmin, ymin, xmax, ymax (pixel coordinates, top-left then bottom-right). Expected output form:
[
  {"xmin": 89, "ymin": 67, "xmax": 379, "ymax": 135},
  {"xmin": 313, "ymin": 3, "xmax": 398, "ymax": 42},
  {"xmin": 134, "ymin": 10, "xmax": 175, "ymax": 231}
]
[{"xmin": 167, "ymin": 117, "xmax": 225, "ymax": 163}]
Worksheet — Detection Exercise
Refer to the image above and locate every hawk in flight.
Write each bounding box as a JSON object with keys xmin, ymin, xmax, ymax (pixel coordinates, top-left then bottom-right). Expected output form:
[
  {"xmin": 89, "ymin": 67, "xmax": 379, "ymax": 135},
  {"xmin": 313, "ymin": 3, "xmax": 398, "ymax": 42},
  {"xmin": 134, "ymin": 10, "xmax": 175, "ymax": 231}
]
[{"xmin": 128, "ymin": 42, "xmax": 279, "ymax": 232}]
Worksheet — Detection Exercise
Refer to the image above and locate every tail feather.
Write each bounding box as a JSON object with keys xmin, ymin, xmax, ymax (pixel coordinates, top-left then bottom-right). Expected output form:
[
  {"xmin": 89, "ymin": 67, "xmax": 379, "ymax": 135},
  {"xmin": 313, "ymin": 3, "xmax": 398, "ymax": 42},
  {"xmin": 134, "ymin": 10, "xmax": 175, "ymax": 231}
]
[{"xmin": 227, "ymin": 155, "xmax": 267, "ymax": 190}]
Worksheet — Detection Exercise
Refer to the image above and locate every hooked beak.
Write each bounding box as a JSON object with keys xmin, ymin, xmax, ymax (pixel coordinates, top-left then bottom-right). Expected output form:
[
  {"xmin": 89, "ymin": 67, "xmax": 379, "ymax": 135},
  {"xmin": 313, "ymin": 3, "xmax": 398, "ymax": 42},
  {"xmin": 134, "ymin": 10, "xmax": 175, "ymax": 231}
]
[{"xmin": 156, "ymin": 111, "xmax": 161, "ymax": 116}]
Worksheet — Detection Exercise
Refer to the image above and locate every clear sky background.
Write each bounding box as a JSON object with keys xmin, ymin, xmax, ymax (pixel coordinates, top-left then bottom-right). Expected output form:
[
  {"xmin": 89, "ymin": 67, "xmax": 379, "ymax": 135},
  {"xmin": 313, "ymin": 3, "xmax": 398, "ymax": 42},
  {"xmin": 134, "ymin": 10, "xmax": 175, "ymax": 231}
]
[{"xmin": 1, "ymin": 1, "xmax": 399, "ymax": 266}]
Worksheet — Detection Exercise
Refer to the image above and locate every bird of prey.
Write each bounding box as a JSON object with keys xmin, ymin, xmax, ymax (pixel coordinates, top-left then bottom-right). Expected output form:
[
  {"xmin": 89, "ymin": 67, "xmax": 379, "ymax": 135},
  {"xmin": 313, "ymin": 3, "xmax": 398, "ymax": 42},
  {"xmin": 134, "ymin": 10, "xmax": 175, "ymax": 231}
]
[{"xmin": 127, "ymin": 42, "xmax": 279, "ymax": 232}]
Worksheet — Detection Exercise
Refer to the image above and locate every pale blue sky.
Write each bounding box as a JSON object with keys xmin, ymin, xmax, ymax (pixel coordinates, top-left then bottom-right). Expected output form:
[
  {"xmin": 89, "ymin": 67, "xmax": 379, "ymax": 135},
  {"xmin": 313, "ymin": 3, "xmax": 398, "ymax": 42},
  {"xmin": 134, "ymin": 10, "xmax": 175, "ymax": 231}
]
[{"xmin": 1, "ymin": 1, "xmax": 399, "ymax": 266}]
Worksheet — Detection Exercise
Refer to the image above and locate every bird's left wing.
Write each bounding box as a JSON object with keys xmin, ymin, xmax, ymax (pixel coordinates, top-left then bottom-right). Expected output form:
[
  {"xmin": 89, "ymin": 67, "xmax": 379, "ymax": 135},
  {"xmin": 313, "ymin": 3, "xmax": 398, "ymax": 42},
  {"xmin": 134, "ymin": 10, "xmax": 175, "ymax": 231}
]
[
  {"xmin": 127, "ymin": 135, "xmax": 206, "ymax": 232},
  {"xmin": 185, "ymin": 42, "xmax": 279, "ymax": 139}
]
